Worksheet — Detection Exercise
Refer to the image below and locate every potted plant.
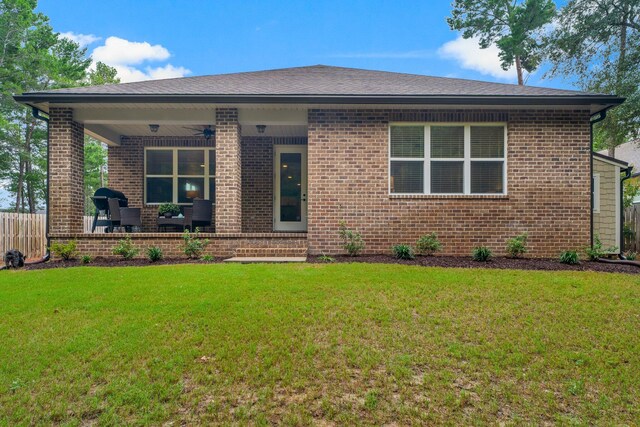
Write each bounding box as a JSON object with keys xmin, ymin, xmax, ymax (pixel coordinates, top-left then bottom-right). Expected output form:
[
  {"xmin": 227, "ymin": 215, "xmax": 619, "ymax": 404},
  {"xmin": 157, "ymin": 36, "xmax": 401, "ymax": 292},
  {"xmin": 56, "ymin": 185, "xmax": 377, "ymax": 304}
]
[{"xmin": 158, "ymin": 203, "xmax": 180, "ymax": 218}]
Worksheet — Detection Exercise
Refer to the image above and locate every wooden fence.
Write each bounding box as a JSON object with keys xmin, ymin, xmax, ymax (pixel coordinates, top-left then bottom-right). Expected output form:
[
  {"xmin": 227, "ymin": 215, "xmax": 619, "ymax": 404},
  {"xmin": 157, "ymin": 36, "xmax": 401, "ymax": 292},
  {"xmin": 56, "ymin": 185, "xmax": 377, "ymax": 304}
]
[
  {"xmin": 0, "ymin": 213, "xmax": 47, "ymax": 260},
  {"xmin": 624, "ymin": 205, "xmax": 640, "ymax": 252},
  {"xmin": 0, "ymin": 213, "xmax": 99, "ymax": 260}
]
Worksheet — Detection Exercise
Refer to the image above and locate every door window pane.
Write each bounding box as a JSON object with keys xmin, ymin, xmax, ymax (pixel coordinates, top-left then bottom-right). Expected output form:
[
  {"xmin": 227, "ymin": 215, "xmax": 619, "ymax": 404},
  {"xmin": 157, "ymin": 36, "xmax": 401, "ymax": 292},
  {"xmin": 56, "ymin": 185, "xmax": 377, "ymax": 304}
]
[
  {"xmin": 146, "ymin": 150, "xmax": 173, "ymax": 175},
  {"xmin": 471, "ymin": 161, "xmax": 504, "ymax": 193},
  {"xmin": 146, "ymin": 178, "xmax": 173, "ymax": 203},
  {"xmin": 390, "ymin": 126, "xmax": 424, "ymax": 158},
  {"xmin": 208, "ymin": 150, "xmax": 216, "ymax": 176},
  {"xmin": 471, "ymin": 126, "xmax": 504, "ymax": 158},
  {"xmin": 390, "ymin": 161, "xmax": 424, "ymax": 193},
  {"xmin": 178, "ymin": 150, "xmax": 205, "ymax": 175},
  {"xmin": 431, "ymin": 161, "xmax": 464, "ymax": 193},
  {"xmin": 280, "ymin": 153, "xmax": 302, "ymax": 222},
  {"xmin": 431, "ymin": 126, "xmax": 464, "ymax": 158},
  {"xmin": 209, "ymin": 178, "xmax": 216, "ymax": 202},
  {"xmin": 178, "ymin": 178, "xmax": 204, "ymax": 203}
]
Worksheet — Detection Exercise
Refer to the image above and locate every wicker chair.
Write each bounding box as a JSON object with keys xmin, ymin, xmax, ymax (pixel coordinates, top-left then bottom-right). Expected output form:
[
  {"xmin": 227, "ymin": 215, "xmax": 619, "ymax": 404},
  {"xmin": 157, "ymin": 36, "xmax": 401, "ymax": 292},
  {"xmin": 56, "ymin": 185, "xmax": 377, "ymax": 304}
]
[
  {"xmin": 186, "ymin": 199, "xmax": 213, "ymax": 232},
  {"xmin": 107, "ymin": 198, "xmax": 141, "ymax": 232}
]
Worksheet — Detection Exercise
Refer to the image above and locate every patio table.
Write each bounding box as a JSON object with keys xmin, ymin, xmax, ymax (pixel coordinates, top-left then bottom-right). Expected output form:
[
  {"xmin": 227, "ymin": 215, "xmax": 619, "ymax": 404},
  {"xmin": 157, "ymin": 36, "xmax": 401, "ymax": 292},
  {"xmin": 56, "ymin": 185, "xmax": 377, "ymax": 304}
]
[{"xmin": 157, "ymin": 216, "xmax": 186, "ymax": 232}]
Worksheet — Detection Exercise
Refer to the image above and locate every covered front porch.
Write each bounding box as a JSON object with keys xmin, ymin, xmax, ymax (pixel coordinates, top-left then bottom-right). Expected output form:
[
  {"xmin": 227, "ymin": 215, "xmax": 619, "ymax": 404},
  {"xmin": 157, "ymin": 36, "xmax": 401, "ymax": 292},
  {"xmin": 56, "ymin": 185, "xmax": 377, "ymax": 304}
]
[{"xmin": 47, "ymin": 105, "xmax": 309, "ymax": 257}]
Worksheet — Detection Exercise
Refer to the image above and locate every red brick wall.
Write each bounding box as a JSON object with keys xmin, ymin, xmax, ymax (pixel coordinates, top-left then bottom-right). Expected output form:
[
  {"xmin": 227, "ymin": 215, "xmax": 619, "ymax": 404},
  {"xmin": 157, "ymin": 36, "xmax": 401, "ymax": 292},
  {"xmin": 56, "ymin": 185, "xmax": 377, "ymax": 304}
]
[
  {"xmin": 49, "ymin": 107, "xmax": 84, "ymax": 234},
  {"xmin": 108, "ymin": 136, "xmax": 214, "ymax": 231},
  {"xmin": 49, "ymin": 233, "xmax": 307, "ymax": 258},
  {"xmin": 307, "ymin": 109, "xmax": 592, "ymax": 257},
  {"xmin": 215, "ymin": 108, "xmax": 242, "ymax": 233}
]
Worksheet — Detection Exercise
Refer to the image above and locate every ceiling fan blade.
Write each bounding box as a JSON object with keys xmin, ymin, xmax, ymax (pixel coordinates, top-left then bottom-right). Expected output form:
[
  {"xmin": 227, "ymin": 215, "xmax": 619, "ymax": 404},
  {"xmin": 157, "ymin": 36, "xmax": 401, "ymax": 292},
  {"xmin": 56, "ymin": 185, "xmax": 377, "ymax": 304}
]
[{"xmin": 183, "ymin": 126, "xmax": 202, "ymax": 132}]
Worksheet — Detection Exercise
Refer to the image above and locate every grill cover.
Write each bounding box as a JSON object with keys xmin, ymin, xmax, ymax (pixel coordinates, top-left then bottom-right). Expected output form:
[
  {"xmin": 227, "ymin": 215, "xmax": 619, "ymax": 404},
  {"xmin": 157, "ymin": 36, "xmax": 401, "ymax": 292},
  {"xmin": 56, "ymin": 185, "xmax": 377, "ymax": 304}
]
[{"xmin": 92, "ymin": 187, "xmax": 128, "ymax": 212}]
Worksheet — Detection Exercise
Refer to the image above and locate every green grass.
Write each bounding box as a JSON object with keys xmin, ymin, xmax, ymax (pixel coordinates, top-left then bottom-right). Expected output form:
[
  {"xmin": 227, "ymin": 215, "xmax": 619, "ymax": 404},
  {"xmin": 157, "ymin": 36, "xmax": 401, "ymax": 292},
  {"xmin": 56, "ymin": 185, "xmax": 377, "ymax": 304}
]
[{"xmin": 1, "ymin": 264, "xmax": 639, "ymax": 425}]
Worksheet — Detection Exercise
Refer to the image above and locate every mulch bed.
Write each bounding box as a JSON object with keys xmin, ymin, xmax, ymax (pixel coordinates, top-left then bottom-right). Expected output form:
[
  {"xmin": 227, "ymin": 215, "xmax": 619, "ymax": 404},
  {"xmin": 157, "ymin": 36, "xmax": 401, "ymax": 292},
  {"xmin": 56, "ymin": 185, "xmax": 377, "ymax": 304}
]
[
  {"xmin": 23, "ymin": 257, "xmax": 223, "ymax": 270},
  {"xmin": 308, "ymin": 255, "xmax": 640, "ymax": 274},
  {"xmin": 15, "ymin": 255, "xmax": 640, "ymax": 274}
]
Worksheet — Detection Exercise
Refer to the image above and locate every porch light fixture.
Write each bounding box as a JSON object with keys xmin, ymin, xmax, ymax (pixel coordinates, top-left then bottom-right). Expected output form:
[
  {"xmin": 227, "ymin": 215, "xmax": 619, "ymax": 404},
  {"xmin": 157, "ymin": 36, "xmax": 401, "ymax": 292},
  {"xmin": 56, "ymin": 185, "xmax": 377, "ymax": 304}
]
[
  {"xmin": 256, "ymin": 124, "xmax": 267, "ymax": 134},
  {"xmin": 149, "ymin": 124, "xmax": 159, "ymax": 133}
]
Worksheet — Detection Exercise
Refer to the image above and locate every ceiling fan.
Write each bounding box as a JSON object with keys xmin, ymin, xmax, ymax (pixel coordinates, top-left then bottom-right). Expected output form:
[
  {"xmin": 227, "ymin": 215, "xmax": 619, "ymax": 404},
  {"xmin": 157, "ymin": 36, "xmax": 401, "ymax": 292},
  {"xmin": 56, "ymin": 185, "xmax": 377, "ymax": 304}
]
[{"xmin": 183, "ymin": 125, "xmax": 215, "ymax": 140}]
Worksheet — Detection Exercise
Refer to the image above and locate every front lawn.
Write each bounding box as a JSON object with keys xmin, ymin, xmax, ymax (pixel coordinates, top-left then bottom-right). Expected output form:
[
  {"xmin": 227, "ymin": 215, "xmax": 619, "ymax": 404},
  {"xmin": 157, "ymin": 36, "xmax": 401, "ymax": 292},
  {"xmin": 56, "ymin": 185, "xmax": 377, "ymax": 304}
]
[{"xmin": 1, "ymin": 264, "xmax": 638, "ymax": 424}]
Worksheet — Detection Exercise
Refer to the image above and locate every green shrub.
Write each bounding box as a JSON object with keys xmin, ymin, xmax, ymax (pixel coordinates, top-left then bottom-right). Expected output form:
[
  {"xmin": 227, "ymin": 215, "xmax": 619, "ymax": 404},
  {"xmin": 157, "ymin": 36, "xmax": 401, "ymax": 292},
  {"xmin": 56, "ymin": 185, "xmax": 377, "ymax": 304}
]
[
  {"xmin": 506, "ymin": 233, "xmax": 528, "ymax": 258},
  {"xmin": 158, "ymin": 203, "xmax": 180, "ymax": 217},
  {"xmin": 416, "ymin": 233, "xmax": 442, "ymax": 256},
  {"xmin": 338, "ymin": 221, "xmax": 364, "ymax": 256},
  {"xmin": 585, "ymin": 235, "xmax": 617, "ymax": 261},
  {"xmin": 50, "ymin": 240, "xmax": 78, "ymax": 261},
  {"xmin": 80, "ymin": 255, "xmax": 92, "ymax": 264},
  {"xmin": 392, "ymin": 244, "xmax": 415, "ymax": 260},
  {"xmin": 112, "ymin": 236, "xmax": 139, "ymax": 260},
  {"xmin": 182, "ymin": 228, "xmax": 210, "ymax": 259},
  {"xmin": 559, "ymin": 250, "xmax": 580, "ymax": 265},
  {"xmin": 472, "ymin": 246, "xmax": 492, "ymax": 262},
  {"xmin": 201, "ymin": 254, "xmax": 214, "ymax": 262},
  {"xmin": 146, "ymin": 246, "xmax": 163, "ymax": 262},
  {"xmin": 625, "ymin": 251, "xmax": 637, "ymax": 261},
  {"xmin": 318, "ymin": 254, "xmax": 335, "ymax": 263}
]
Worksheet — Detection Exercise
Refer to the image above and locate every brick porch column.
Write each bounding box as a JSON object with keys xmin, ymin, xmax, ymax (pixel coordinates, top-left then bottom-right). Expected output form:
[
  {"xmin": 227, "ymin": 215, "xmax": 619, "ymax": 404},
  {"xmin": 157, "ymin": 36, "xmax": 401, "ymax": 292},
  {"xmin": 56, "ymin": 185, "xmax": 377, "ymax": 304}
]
[
  {"xmin": 215, "ymin": 108, "xmax": 242, "ymax": 233},
  {"xmin": 49, "ymin": 107, "xmax": 84, "ymax": 234}
]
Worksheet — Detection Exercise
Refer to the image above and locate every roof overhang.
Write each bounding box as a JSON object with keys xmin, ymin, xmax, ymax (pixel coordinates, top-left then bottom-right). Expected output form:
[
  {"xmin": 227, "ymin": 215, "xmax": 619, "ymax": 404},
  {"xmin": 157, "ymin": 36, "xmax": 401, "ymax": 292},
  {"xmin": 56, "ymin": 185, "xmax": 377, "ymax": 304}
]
[
  {"xmin": 14, "ymin": 93, "xmax": 625, "ymax": 115},
  {"xmin": 593, "ymin": 151, "xmax": 630, "ymax": 168}
]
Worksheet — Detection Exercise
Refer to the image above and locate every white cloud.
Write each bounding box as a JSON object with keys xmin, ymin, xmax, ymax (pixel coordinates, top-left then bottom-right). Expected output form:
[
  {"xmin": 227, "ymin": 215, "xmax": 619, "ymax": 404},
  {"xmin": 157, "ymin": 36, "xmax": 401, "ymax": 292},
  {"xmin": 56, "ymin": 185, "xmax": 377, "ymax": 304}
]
[
  {"xmin": 92, "ymin": 36, "xmax": 170, "ymax": 65},
  {"xmin": 59, "ymin": 31, "xmax": 101, "ymax": 47},
  {"xmin": 111, "ymin": 64, "xmax": 191, "ymax": 83},
  {"xmin": 438, "ymin": 36, "xmax": 515, "ymax": 81},
  {"xmin": 86, "ymin": 36, "xmax": 190, "ymax": 83}
]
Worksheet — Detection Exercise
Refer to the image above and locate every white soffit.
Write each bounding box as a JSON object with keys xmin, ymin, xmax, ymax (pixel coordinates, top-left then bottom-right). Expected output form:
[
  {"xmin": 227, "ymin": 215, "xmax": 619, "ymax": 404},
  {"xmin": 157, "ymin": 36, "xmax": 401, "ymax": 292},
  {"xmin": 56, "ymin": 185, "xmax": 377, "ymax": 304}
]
[
  {"xmin": 238, "ymin": 108, "xmax": 307, "ymax": 125},
  {"xmin": 73, "ymin": 107, "xmax": 217, "ymax": 125}
]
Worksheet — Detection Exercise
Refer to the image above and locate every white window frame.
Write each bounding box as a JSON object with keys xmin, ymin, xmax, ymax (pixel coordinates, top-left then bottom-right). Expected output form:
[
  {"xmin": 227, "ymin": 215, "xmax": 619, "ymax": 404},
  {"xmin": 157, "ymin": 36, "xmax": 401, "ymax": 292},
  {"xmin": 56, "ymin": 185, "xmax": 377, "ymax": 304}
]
[
  {"xmin": 593, "ymin": 173, "xmax": 601, "ymax": 213},
  {"xmin": 144, "ymin": 147, "xmax": 216, "ymax": 205},
  {"xmin": 389, "ymin": 123, "xmax": 507, "ymax": 196}
]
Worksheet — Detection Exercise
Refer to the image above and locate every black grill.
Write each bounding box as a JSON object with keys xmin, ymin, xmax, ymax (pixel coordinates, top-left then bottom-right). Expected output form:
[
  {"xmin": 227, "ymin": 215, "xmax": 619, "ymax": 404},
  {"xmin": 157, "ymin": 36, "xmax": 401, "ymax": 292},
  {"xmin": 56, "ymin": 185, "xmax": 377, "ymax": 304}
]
[{"xmin": 90, "ymin": 188, "xmax": 128, "ymax": 232}]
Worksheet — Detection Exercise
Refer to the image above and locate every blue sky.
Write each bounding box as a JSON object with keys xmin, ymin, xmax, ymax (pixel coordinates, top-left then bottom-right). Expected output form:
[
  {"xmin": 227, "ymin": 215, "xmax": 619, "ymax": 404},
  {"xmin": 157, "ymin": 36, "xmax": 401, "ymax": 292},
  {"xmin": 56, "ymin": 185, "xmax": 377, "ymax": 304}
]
[{"xmin": 39, "ymin": 0, "xmax": 573, "ymax": 89}]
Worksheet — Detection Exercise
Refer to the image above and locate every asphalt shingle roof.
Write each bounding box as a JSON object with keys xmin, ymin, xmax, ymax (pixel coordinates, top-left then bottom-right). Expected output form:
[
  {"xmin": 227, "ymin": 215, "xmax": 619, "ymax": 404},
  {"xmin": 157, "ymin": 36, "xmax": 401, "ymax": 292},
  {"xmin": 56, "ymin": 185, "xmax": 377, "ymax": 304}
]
[{"xmin": 23, "ymin": 65, "xmax": 606, "ymax": 97}]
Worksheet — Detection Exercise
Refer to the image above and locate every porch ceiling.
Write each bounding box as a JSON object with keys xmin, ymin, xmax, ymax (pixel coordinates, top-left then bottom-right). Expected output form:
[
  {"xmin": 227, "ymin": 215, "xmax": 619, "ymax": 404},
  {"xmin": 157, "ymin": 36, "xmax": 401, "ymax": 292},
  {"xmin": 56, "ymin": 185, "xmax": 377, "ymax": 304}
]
[
  {"xmin": 85, "ymin": 123, "xmax": 308, "ymax": 144},
  {"xmin": 77, "ymin": 106, "xmax": 308, "ymax": 145}
]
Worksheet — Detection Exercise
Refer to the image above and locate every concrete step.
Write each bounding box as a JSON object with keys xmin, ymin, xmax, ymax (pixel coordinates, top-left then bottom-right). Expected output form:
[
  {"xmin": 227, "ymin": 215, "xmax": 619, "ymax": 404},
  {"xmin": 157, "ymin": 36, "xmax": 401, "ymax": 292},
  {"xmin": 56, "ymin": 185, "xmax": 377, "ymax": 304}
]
[
  {"xmin": 224, "ymin": 256, "xmax": 307, "ymax": 263},
  {"xmin": 235, "ymin": 247, "xmax": 308, "ymax": 257}
]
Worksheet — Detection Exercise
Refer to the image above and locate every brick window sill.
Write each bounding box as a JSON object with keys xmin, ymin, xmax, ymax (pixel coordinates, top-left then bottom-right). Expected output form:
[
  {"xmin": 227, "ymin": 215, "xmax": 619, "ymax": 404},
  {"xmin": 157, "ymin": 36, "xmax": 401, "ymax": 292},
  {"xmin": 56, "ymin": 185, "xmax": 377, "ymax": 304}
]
[{"xmin": 389, "ymin": 194, "xmax": 509, "ymax": 200}]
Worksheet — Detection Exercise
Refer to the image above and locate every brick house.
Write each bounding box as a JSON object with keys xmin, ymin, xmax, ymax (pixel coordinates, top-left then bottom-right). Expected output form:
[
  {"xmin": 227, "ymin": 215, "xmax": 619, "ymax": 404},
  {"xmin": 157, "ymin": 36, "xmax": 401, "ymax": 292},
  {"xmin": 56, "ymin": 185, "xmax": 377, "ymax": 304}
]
[{"xmin": 14, "ymin": 65, "xmax": 624, "ymax": 258}]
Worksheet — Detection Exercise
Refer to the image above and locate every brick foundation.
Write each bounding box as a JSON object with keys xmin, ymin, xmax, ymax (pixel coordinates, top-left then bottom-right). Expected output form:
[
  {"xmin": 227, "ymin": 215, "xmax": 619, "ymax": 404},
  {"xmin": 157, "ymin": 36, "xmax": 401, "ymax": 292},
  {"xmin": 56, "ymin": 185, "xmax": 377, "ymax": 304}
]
[{"xmin": 50, "ymin": 233, "xmax": 307, "ymax": 259}]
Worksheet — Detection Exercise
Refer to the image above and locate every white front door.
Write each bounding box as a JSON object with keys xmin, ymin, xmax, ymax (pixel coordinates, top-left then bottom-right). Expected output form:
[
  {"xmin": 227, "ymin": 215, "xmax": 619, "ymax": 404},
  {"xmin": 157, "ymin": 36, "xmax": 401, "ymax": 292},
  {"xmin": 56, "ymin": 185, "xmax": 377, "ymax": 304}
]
[{"xmin": 274, "ymin": 145, "xmax": 307, "ymax": 232}]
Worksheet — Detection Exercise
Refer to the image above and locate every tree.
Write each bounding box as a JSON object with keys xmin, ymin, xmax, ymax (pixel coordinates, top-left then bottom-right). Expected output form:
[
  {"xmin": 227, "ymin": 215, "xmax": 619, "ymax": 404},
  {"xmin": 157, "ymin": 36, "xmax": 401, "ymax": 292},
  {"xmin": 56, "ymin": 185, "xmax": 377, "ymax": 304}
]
[
  {"xmin": 544, "ymin": 0, "xmax": 639, "ymax": 155},
  {"xmin": 84, "ymin": 137, "xmax": 108, "ymax": 214},
  {"xmin": 0, "ymin": 0, "xmax": 119, "ymax": 212},
  {"xmin": 447, "ymin": 0, "xmax": 556, "ymax": 85},
  {"xmin": 88, "ymin": 61, "xmax": 120, "ymax": 86}
]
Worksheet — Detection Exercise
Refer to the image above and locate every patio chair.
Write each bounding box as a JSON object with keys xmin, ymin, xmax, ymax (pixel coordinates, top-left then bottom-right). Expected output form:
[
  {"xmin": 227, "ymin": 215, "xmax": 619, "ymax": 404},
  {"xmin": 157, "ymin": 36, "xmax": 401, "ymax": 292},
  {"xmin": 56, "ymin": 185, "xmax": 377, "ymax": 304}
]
[
  {"xmin": 187, "ymin": 199, "xmax": 213, "ymax": 232},
  {"xmin": 107, "ymin": 198, "xmax": 141, "ymax": 232}
]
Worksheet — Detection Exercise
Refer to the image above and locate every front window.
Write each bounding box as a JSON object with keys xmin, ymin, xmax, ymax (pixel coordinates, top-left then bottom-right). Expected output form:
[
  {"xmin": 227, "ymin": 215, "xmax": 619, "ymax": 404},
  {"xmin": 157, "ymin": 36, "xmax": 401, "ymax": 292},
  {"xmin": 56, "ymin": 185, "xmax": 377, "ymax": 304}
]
[
  {"xmin": 389, "ymin": 124, "xmax": 506, "ymax": 195},
  {"xmin": 145, "ymin": 148, "xmax": 216, "ymax": 204}
]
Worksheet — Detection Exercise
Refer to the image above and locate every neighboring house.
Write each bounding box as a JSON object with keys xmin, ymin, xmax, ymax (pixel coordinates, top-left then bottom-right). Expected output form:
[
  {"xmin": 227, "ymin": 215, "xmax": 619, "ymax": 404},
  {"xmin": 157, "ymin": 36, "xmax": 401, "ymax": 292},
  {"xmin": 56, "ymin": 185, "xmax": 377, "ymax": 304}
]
[
  {"xmin": 592, "ymin": 152, "xmax": 629, "ymax": 252},
  {"xmin": 599, "ymin": 140, "xmax": 640, "ymax": 204},
  {"xmin": 14, "ymin": 65, "xmax": 624, "ymax": 258}
]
